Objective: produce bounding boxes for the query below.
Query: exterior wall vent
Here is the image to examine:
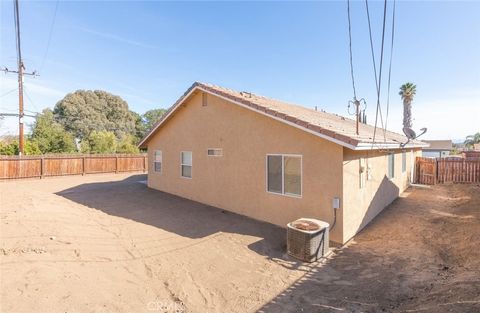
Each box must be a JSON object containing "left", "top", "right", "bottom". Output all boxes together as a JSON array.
[
  {"left": 287, "top": 218, "right": 329, "bottom": 262},
  {"left": 202, "top": 93, "right": 208, "bottom": 106}
]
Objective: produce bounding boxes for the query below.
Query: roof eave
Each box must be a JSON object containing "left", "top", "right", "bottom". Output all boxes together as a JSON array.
[{"left": 138, "top": 83, "right": 425, "bottom": 151}]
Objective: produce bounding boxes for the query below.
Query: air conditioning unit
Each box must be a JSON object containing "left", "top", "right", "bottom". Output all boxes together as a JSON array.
[{"left": 287, "top": 218, "right": 329, "bottom": 262}]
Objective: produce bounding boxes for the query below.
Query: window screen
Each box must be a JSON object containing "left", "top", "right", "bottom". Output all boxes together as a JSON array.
[
  {"left": 284, "top": 156, "right": 301, "bottom": 196},
  {"left": 154, "top": 150, "right": 162, "bottom": 173},
  {"left": 388, "top": 153, "right": 395, "bottom": 179},
  {"left": 402, "top": 151, "right": 406, "bottom": 173},
  {"left": 267, "top": 155, "right": 301, "bottom": 196},
  {"left": 181, "top": 151, "right": 192, "bottom": 178},
  {"left": 267, "top": 155, "right": 282, "bottom": 194}
]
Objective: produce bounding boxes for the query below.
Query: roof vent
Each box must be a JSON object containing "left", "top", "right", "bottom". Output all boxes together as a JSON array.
[{"left": 240, "top": 91, "right": 252, "bottom": 98}]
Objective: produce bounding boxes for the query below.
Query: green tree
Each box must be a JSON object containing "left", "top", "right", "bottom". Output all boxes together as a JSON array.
[
  {"left": 142, "top": 109, "right": 166, "bottom": 133},
  {"left": 130, "top": 110, "right": 146, "bottom": 143},
  {"left": 399, "top": 83, "right": 417, "bottom": 129},
  {"left": 53, "top": 90, "right": 136, "bottom": 140},
  {"left": 25, "top": 140, "right": 41, "bottom": 155},
  {"left": 0, "top": 139, "right": 41, "bottom": 155},
  {"left": 116, "top": 135, "right": 140, "bottom": 154},
  {"left": 0, "top": 141, "right": 16, "bottom": 155},
  {"left": 81, "top": 131, "right": 117, "bottom": 154},
  {"left": 464, "top": 132, "right": 480, "bottom": 147},
  {"left": 31, "top": 109, "right": 76, "bottom": 154}
]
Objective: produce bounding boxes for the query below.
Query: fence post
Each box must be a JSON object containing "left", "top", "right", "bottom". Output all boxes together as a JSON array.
[
  {"left": 115, "top": 156, "right": 119, "bottom": 174},
  {"left": 82, "top": 156, "right": 86, "bottom": 176},
  {"left": 40, "top": 157, "right": 44, "bottom": 179}
]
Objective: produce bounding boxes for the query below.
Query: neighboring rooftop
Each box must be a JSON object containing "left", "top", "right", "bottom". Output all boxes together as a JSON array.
[
  {"left": 422, "top": 140, "right": 453, "bottom": 151},
  {"left": 140, "top": 82, "right": 428, "bottom": 150}
]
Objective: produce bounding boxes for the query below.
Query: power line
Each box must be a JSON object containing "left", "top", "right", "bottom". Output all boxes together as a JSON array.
[
  {"left": 384, "top": 0, "right": 396, "bottom": 136},
  {"left": 1, "top": 0, "right": 38, "bottom": 154},
  {"left": 347, "top": 0, "right": 357, "bottom": 100},
  {"left": 39, "top": 0, "right": 59, "bottom": 72},
  {"left": 0, "top": 112, "right": 37, "bottom": 118},
  {"left": 365, "top": 0, "right": 388, "bottom": 147},
  {"left": 13, "top": 0, "right": 22, "bottom": 65},
  {"left": 23, "top": 85, "right": 41, "bottom": 113},
  {"left": 0, "top": 88, "right": 18, "bottom": 98}
]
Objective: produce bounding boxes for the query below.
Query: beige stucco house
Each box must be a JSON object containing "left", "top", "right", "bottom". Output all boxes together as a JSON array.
[{"left": 139, "top": 82, "right": 426, "bottom": 244}]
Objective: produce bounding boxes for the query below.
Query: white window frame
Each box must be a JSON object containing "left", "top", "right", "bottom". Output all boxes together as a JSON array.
[
  {"left": 207, "top": 148, "right": 223, "bottom": 157},
  {"left": 153, "top": 150, "right": 162, "bottom": 173},
  {"left": 266, "top": 154, "right": 302, "bottom": 198},
  {"left": 180, "top": 151, "right": 192, "bottom": 179},
  {"left": 387, "top": 152, "right": 395, "bottom": 179}
]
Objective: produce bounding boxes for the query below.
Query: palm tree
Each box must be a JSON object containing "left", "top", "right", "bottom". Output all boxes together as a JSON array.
[
  {"left": 464, "top": 132, "right": 480, "bottom": 148},
  {"left": 399, "top": 82, "right": 417, "bottom": 129}
]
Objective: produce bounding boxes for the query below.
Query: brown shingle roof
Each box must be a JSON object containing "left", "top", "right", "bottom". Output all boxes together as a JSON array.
[{"left": 139, "top": 82, "right": 427, "bottom": 150}]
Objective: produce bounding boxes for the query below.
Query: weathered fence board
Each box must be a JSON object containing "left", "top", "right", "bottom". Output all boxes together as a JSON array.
[
  {"left": 437, "top": 157, "right": 480, "bottom": 183},
  {"left": 415, "top": 156, "right": 480, "bottom": 184},
  {"left": 415, "top": 157, "right": 436, "bottom": 185},
  {"left": 0, "top": 158, "right": 41, "bottom": 179},
  {"left": 0, "top": 154, "right": 147, "bottom": 180},
  {"left": 85, "top": 157, "right": 117, "bottom": 174},
  {"left": 44, "top": 157, "right": 84, "bottom": 177},
  {"left": 117, "top": 155, "right": 146, "bottom": 172}
]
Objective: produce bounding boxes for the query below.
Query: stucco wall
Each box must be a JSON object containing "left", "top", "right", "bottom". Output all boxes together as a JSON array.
[
  {"left": 146, "top": 91, "right": 345, "bottom": 242},
  {"left": 342, "top": 148, "right": 422, "bottom": 242}
]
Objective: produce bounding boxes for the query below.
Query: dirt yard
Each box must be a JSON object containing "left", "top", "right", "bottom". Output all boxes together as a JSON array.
[{"left": 1, "top": 174, "right": 479, "bottom": 313}]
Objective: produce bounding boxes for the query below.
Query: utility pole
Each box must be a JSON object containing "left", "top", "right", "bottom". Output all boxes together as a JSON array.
[{"left": 1, "top": 0, "right": 38, "bottom": 155}]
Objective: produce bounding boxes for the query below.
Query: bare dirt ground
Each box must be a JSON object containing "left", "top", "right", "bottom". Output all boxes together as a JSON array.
[
  {"left": 1, "top": 174, "right": 479, "bottom": 313},
  {"left": 260, "top": 184, "right": 480, "bottom": 313}
]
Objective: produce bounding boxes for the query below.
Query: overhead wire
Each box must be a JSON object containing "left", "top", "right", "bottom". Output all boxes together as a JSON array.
[
  {"left": 0, "top": 88, "right": 18, "bottom": 98},
  {"left": 23, "top": 86, "right": 40, "bottom": 113},
  {"left": 13, "top": 0, "right": 22, "bottom": 67},
  {"left": 39, "top": 0, "right": 59, "bottom": 73},
  {"left": 366, "top": 0, "right": 388, "bottom": 148},
  {"left": 384, "top": 0, "right": 396, "bottom": 137},
  {"left": 347, "top": 0, "right": 357, "bottom": 100}
]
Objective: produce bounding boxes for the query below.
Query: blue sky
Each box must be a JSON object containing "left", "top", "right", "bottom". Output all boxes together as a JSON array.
[{"left": 1, "top": 1, "right": 479, "bottom": 140}]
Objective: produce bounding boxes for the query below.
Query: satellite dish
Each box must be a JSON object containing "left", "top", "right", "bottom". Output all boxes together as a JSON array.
[
  {"left": 403, "top": 127, "right": 416, "bottom": 139},
  {"left": 401, "top": 127, "right": 428, "bottom": 147}
]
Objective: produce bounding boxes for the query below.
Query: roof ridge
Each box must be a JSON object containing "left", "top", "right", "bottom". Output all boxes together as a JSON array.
[{"left": 139, "top": 82, "right": 428, "bottom": 150}]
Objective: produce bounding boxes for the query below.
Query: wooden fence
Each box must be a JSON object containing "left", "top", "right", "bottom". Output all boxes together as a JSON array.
[
  {"left": 415, "top": 157, "right": 437, "bottom": 185},
  {"left": 0, "top": 154, "right": 147, "bottom": 180},
  {"left": 415, "top": 157, "right": 480, "bottom": 185}
]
